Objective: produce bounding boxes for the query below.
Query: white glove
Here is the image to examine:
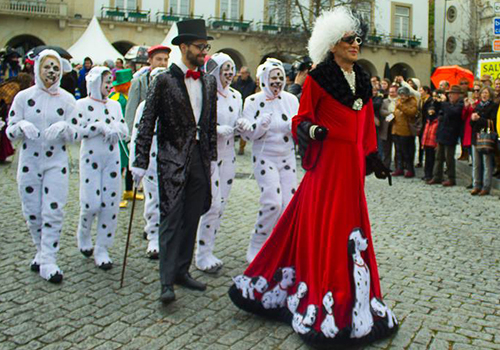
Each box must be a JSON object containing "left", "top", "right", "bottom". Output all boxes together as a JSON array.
[
  {"left": 217, "top": 125, "right": 234, "bottom": 137},
  {"left": 17, "top": 120, "right": 40, "bottom": 140},
  {"left": 0, "top": 120, "right": 5, "bottom": 129},
  {"left": 104, "top": 129, "right": 120, "bottom": 144},
  {"left": 260, "top": 113, "right": 272, "bottom": 129},
  {"left": 45, "top": 121, "right": 69, "bottom": 141},
  {"left": 131, "top": 166, "right": 146, "bottom": 186},
  {"left": 235, "top": 118, "right": 253, "bottom": 132}
]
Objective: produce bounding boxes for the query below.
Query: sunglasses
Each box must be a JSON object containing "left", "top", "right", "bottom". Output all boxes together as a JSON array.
[
  {"left": 341, "top": 35, "right": 363, "bottom": 45},
  {"left": 189, "top": 43, "right": 211, "bottom": 52},
  {"left": 473, "top": 89, "right": 480, "bottom": 92}
]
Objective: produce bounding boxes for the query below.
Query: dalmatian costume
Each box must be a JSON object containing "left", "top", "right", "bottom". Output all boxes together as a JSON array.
[
  {"left": 129, "top": 67, "right": 167, "bottom": 259},
  {"left": 75, "top": 66, "right": 129, "bottom": 269},
  {"left": 7, "top": 49, "right": 77, "bottom": 282},
  {"left": 195, "top": 53, "right": 252, "bottom": 272},
  {"left": 240, "top": 58, "right": 299, "bottom": 263}
]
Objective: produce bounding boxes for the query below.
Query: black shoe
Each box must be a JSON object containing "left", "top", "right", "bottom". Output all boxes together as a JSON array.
[
  {"left": 31, "top": 262, "right": 40, "bottom": 272},
  {"left": 48, "top": 272, "right": 63, "bottom": 284},
  {"left": 175, "top": 273, "right": 207, "bottom": 291},
  {"left": 80, "top": 249, "right": 93, "bottom": 258},
  {"left": 160, "top": 285, "right": 175, "bottom": 304},
  {"left": 98, "top": 262, "right": 113, "bottom": 270},
  {"left": 466, "top": 184, "right": 473, "bottom": 189}
]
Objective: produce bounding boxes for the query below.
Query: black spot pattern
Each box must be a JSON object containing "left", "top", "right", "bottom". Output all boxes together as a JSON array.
[
  {"left": 92, "top": 163, "right": 98, "bottom": 170},
  {"left": 71, "top": 118, "right": 78, "bottom": 125},
  {"left": 29, "top": 215, "right": 36, "bottom": 220},
  {"left": 282, "top": 114, "right": 288, "bottom": 121},
  {"left": 88, "top": 105, "right": 94, "bottom": 112},
  {"left": 26, "top": 186, "right": 34, "bottom": 194},
  {"left": 261, "top": 170, "right": 265, "bottom": 175},
  {"left": 57, "top": 108, "right": 64, "bottom": 116},
  {"left": 28, "top": 99, "right": 35, "bottom": 107},
  {"left": 199, "top": 240, "right": 206, "bottom": 246},
  {"left": 50, "top": 202, "right": 58, "bottom": 210},
  {"left": 284, "top": 136, "right": 289, "bottom": 142},
  {"left": 110, "top": 172, "right": 117, "bottom": 178},
  {"left": 46, "top": 151, "right": 53, "bottom": 157},
  {"left": 22, "top": 166, "right": 29, "bottom": 173},
  {"left": 260, "top": 102, "right": 265, "bottom": 108},
  {"left": 44, "top": 187, "right": 49, "bottom": 194},
  {"left": 61, "top": 167, "right": 67, "bottom": 174}
]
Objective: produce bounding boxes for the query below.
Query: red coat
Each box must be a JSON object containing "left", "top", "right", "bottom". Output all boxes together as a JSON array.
[{"left": 243, "top": 76, "right": 384, "bottom": 331}]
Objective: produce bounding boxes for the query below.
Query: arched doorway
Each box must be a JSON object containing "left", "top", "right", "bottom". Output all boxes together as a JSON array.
[
  {"left": 6, "top": 35, "right": 45, "bottom": 57},
  {"left": 216, "top": 48, "right": 246, "bottom": 71},
  {"left": 357, "top": 59, "right": 378, "bottom": 77},
  {"left": 113, "top": 41, "right": 135, "bottom": 56},
  {"left": 390, "top": 63, "right": 416, "bottom": 80}
]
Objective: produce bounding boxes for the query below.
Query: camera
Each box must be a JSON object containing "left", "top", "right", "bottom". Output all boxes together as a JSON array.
[{"left": 285, "top": 56, "right": 313, "bottom": 81}]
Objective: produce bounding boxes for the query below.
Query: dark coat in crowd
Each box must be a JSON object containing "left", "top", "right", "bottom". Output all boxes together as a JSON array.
[
  {"left": 231, "top": 76, "right": 256, "bottom": 100},
  {"left": 60, "top": 70, "right": 78, "bottom": 96},
  {"left": 435, "top": 99, "right": 464, "bottom": 145},
  {"left": 469, "top": 100, "right": 499, "bottom": 145},
  {"left": 133, "top": 63, "right": 217, "bottom": 217}
]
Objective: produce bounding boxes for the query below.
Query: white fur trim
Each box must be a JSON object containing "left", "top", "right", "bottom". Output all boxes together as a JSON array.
[{"left": 307, "top": 7, "right": 361, "bottom": 64}]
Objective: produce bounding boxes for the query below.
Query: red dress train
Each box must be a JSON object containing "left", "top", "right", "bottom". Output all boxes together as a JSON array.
[{"left": 229, "top": 76, "right": 398, "bottom": 348}]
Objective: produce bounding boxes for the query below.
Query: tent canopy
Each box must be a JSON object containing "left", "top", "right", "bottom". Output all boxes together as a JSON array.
[
  {"left": 68, "top": 16, "right": 124, "bottom": 65},
  {"left": 161, "top": 23, "right": 182, "bottom": 66}
]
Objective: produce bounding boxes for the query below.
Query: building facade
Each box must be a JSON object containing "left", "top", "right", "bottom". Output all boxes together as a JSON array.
[
  {"left": 434, "top": 0, "right": 496, "bottom": 73},
  {"left": 1, "top": 0, "right": 431, "bottom": 83}
]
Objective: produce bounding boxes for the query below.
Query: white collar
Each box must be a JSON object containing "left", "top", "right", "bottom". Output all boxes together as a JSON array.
[{"left": 176, "top": 60, "right": 199, "bottom": 75}]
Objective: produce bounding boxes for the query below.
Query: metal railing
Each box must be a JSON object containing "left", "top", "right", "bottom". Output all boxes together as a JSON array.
[
  {"left": 155, "top": 11, "right": 202, "bottom": 24},
  {"left": 100, "top": 6, "right": 151, "bottom": 23},
  {"left": 366, "top": 34, "right": 422, "bottom": 49},
  {"left": 0, "top": 0, "right": 65, "bottom": 16},
  {"left": 208, "top": 17, "right": 253, "bottom": 32}
]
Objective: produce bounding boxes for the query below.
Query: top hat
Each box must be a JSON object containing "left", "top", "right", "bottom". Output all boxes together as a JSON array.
[
  {"left": 113, "top": 68, "right": 133, "bottom": 86},
  {"left": 172, "top": 19, "right": 214, "bottom": 45},
  {"left": 447, "top": 85, "right": 462, "bottom": 94}
]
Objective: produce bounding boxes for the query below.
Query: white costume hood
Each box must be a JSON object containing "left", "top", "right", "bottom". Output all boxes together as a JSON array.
[
  {"left": 256, "top": 58, "right": 286, "bottom": 100},
  {"left": 34, "top": 49, "right": 71, "bottom": 95},
  {"left": 86, "top": 66, "right": 111, "bottom": 101},
  {"left": 307, "top": 7, "right": 361, "bottom": 64},
  {"left": 205, "top": 52, "right": 235, "bottom": 95}
]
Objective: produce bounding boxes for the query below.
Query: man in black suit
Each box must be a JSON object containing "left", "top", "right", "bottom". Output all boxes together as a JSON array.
[{"left": 131, "top": 19, "right": 217, "bottom": 303}]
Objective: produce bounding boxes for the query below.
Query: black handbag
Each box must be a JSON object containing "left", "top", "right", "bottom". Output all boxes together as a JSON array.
[{"left": 476, "top": 119, "right": 497, "bottom": 154}]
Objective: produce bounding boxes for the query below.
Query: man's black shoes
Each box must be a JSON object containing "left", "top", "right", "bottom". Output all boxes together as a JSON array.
[
  {"left": 160, "top": 285, "right": 176, "bottom": 304},
  {"left": 175, "top": 273, "right": 206, "bottom": 291}
]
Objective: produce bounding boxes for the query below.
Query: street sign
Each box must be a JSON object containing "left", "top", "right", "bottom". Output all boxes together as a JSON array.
[
  {"left": 494, "top": 39, "right": 500, "bottom": 52},
  {"left": 494, "top": 17, "right": 500, "bottom": 35},
  {"left": 495, "top": 2, "right": 500, "bottom": 13}
]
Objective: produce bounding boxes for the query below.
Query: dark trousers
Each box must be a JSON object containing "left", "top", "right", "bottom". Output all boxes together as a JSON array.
[
  {"left": 417, "top": 135, "right": 424, "bottom": 164},
  {"left": 432, "top": 143, "right": 456, "bottom": 182},
  {"left": 125, "top": 169, "right": 133, "bottom": 191},
  {"left": 394, "top": 135, "right": 415, "bottom": 173},
  {"left": 381, "top": 133, "right": 394, "bottom": 170},
  {"left": 423, "top": 146, "right": 436, "bottom": 179},
  {"left": 159, "top": 145, "right": 209, "bottom": 287}
]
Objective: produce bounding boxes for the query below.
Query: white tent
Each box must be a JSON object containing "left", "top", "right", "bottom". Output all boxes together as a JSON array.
[
  {"left": 68, "top": 16, "right": 124, "bottom": 65},
  {"left": 161, "top": 23, "right": 182, "bottom": 65}
]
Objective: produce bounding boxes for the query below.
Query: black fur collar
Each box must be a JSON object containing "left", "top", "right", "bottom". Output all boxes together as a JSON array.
[{"left": 309, "top": 53, "right": 372, "bottom": 109}]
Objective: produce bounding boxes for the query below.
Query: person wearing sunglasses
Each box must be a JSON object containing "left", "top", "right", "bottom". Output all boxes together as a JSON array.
[
  {"left": 132, "top": 19, "right": 217, "bottom": 304},
  {"left": 229, "top": 6, "right": 396, "bottom": 348}
]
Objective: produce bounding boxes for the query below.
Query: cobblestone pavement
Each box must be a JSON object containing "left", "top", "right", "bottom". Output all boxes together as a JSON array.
[{"left": 1, "top": 143, "right": 499, "bottom": 350}]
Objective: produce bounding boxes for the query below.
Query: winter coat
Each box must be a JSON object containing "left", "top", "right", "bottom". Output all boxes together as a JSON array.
[
  {"left": 469, "top": 100, "right": 498, "bottom": 145},
  {"left": 435, "top": 100, "right": 464, "bottom": 145},
  {"left": 392, "top": 96, "right": 418, "bottom": 137},
  {"left": 379, "top": 97, "right": 397, "bottom": 141}
]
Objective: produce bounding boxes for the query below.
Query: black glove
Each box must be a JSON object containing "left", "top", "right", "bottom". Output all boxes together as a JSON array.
[
  {"left": 366, "top": 152, "right": 392, "bottom": 186},
  {"left": 296, "top": 121, "right": 328, "bottom": 157}
]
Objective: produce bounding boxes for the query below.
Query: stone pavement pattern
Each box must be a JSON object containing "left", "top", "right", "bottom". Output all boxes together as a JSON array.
[{"left": 0, "top": 144, "right": 499, "bottom": 350}]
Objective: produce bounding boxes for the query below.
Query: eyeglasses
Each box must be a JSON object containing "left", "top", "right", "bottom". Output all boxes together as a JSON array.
[
  {"left": 473, "top": 89, "right": 480, "bottom": 92},
  {"left": 340, "top": 35, "right": 362, "bottom": 45},
  {"left": 189, "top": 43, "right": 211, "bottom": 52},
  {"left": 460, "top": 82, "right": 469, "bottom": 85}
]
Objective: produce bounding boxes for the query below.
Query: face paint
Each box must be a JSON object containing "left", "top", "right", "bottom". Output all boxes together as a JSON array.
[
  {"left": 101, "top": 73, "right": 113, "bottom": 99},
  {"left": 269, "top": 68, "right": 284, "bottom": 96},
  {"left": 40, "top": 56, "right": 61, "bottom": 88},
  {"left": 219, "top": 60, "right": 235, "bottom": 88}
]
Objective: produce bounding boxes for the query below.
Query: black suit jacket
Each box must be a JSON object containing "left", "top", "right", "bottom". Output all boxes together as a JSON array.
[{"left": 133, "top": 63, "right": 217, "bottom": 216}]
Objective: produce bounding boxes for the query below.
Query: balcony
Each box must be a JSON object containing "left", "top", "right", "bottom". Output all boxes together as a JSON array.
[
  {"left": 208, "top": 17, "right": 252, "bottom": 32},
  {"left": 100, "top": 6, "right": 151, "bottom": 23},
  {"left": 256, "top": 21, "right": 301, "bottom": 35},
  {"left": 365, "top": 34, "right": 422, "bottom": 49},
  {"left": 156, "top": 11, "right": 202, "bottom": 25},
  {"left": 0, "top": 0, "right": 67, "bottom": 18}
]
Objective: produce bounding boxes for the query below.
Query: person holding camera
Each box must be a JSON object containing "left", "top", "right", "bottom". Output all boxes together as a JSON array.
[
  {"left": 427, "top": 85, "right": 464, "bottom": 187},
  {"left": 285, "top": 56, "right": 313, "bottom": 99}
]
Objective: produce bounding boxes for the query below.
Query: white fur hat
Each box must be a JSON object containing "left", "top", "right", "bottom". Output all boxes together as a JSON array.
[{"left": 307, "top": 6, "right": 361, "bottom": 64}]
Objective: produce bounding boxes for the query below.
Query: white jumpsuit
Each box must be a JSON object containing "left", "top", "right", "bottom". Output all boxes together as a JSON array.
[
  {"left": 196, "top": 53, "right": 244, "bottom": 271},
  {"left": 7, "top": 50, "right": 78, "bottom": 281},
  {"left": 75, "top": 67, "right": 129, "bottom": 267},
  {"left": 241, "top": 59, "right": 300, "bottom": 263},
  {"left": 129, "top": 100, "right": 160, "bottom": 256}
]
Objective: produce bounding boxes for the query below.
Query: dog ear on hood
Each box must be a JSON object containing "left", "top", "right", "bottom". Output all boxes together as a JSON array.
[
  {"left": 348, "top": 239, "right": 355, "bottom": 255},
  {"left": 273, "top": 268, "right": 283, "bottom": 282}
]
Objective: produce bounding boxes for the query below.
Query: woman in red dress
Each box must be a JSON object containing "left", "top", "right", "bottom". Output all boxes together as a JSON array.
[{"left": 229, "top": 7, "right": 397, "bottom": 348}]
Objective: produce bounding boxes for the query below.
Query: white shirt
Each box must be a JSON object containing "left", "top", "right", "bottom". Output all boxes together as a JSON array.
[{"left": 176, "top": 60, "right": 203, "bottom": 140}]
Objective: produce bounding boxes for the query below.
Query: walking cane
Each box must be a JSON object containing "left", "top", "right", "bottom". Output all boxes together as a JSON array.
[{"left": 120, "top": 186, "right": 138, "bottom": 288}]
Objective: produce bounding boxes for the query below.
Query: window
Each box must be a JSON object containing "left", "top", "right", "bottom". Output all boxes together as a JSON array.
[
  {"left": 446, "top": 36, "right": 457, "bottom": 53},
  {"left": 169, "top": 0, "right": 190, "bottom": 15},
  {"left": 356, "top": 1, "right": 372, "bottom": 33},
  {"left": 267, "top": 0, "right": 291, "bottom": 25},
  {"left": 116, "top": 0, "right": 137, "bottom": 9},
  {"left": 220, "top": 0, "right": 240, "bottom": 20},
  {"left": 447, "top": 5, "right": 457, "bottom": 23},
  {"left": 393, "top": 5, "right": 410, "bottom": 38}
]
